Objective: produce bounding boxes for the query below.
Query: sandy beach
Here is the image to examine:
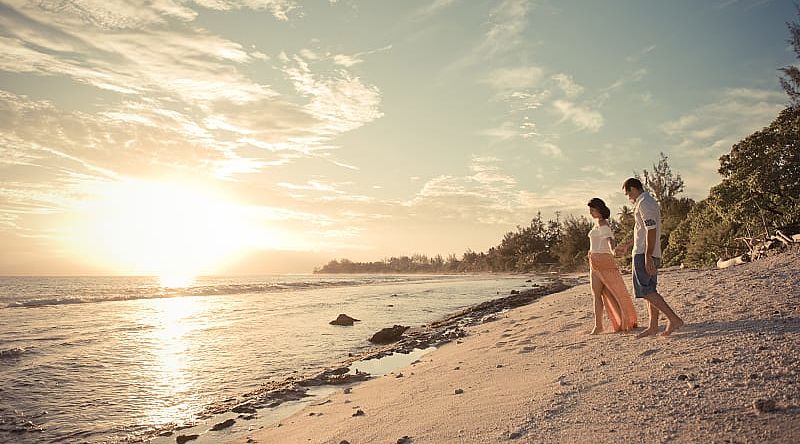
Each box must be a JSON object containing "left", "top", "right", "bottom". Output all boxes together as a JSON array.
[{"left": 234, "top": 249, "right": 800, "bottom": 444}]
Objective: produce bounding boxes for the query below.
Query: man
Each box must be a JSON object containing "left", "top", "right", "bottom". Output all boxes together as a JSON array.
[{"left": 615, "top": 178, "right": 684, "bottom": 337}]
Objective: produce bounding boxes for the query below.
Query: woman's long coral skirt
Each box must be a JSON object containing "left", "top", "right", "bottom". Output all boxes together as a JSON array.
[{"left": 589, "top": 252, "right": 638, "bottom": 331}]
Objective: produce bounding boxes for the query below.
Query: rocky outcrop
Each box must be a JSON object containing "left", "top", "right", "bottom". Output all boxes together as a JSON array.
[
  {"left": 330, "top": 314, "right": 360, "bottom": 326},
  {"left": 368, "top": 325, "right": 409, "bottom": 344}
]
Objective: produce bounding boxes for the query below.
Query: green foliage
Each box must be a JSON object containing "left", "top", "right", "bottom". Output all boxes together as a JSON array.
[
  {"left": 552, "top": 215, "right": 593, "bottom": 269},
  {"left": 780, "top": 4, "right": 800, "bottom": 107},
  {"left": 663, "top": 200, "right": 740, "bottom": 267},
  {"left": 496, "top": 212, "right": 561, "bottom": 271},
  {"left": 715, "top": 106, "right": 800, "bottom": 234},
  {"left": 642, "top": 152, "right": 685, "bottom": 204},
  {"left": 665, "top": 106, "right": 800, "bottom": 266}
]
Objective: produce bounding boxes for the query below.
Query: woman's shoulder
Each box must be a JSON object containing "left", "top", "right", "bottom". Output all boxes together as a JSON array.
[{"left": 598, "top": 224, "right": 614, "bottom": 235}]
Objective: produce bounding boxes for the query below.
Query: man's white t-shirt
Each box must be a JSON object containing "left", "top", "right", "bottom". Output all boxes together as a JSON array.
[
  {"left": 633, "top": 191, "right": 662, "bottom": 258},
  {"left": 588, "top": 224, "right": 614, "bottom": 254}
]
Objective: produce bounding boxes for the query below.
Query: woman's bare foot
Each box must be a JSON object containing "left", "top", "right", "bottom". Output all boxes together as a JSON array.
[
  {"left": 660, "top": 318, "right": 685, "bottom": 336},
  {"left": 589, "top": 326, "right": 603, "bottom": 335},
  {"left": 636, "top": 327, "right": 658, "bottom": 338}
]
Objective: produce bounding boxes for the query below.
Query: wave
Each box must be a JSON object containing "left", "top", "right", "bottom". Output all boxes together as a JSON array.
[
  {"left": 0, "top": 347, "right": 30, "bottom": 359},
  {"left": 3, "top": 275, "right": 454, "bottom": 309}
]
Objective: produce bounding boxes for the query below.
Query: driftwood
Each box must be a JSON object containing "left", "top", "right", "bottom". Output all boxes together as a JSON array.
[
  {"left": 717, "top": 255, "right": 749, "bottom": 269},
  {"left": 718, "top": 230, "right": 799, "bottom": 269}
]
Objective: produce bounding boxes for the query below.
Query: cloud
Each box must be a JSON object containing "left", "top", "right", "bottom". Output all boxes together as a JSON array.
[
  {"left": 404, "top": 156, "right": 554, "bottom": 224},
  {"left": 333, "top": 44, "right": 393, "bottom": 67},
  {"left": 483, "top": 66, "right": 544, "bottom": 90},
  {"left": 551, "top": 73, "right": 584, "bottom": 98},
  {"left": 479, "top": 0, "right": 531, "bottom": 58},
  {"left": 185, "top": 0, "right": 300, "bottom": 21},
  {"left": 448, "top": 0, "right": 531, "bottom": 70},
  {"left": 282, "top": 53, "right": 383, "bottom": 135},
  {"left": 659, "top": 87, "right": 785, "bottom": 194},
  {"left": 0, "top": 4, "right": 276, "bottom": 104},
  {"left": 413, "top": 0, "right": 460, "bottom": 20},
  {"left": 553, "top": 100, "right": 604, "bottom": 132}
]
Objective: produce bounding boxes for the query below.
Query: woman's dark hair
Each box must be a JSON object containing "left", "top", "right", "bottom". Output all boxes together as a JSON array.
[{"left": 587, "top": 197, "right": 611, "bottom": 220}]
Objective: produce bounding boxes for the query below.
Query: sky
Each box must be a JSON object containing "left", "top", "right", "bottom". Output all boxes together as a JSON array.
[{"left": 0, "top": 0, "right": 796, "bottom": 276}]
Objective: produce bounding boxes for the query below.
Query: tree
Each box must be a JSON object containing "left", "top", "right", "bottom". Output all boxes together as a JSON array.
[
  {"left": 780, "top": 4, "right": 800, "bottom": 107},
  {"left": 641, "top": 152, "right": 685, "bottom": 205},
  {"left": 715, "top": 106, "right": 800, "bottom": 235},
  {"left": 552, "top": 215, "right": 593, "bottom": 269}
]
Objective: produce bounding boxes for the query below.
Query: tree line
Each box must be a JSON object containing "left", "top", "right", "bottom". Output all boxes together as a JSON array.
[{"left": 316, "top": 13, "right": 800, "bottom": 274}]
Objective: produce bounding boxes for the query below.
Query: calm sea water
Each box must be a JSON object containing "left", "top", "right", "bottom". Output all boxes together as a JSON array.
[{"left": 0, "top": 274, "right": 540, "bottom": 443}]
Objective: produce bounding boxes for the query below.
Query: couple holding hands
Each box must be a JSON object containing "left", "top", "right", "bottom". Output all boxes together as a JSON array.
[{"left": 586, "top": 178, "right": 684, "bottom": 338}]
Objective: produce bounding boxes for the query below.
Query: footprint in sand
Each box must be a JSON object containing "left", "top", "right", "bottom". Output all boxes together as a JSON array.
[
  {"left": 559, "top": 322, "right": 583, "bottom": 331},
  {"left": 526, "top": 315, "right": 541, "bottom": 321},
  {"left": 639, "top": 349, "right": 659, "bottom": 357},
  {"left": 518, "top": 345, "right": 537, "bottom": 353},
  {"left": 495, "top": 341, "right": 508, "bottom": 347}
]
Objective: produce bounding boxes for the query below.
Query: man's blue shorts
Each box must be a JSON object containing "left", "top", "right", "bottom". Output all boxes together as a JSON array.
[{"left": 632, "top": 254, "right": 661, "bottom": 298}]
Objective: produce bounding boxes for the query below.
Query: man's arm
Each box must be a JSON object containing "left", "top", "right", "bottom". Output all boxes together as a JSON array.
[
  {"left": 642, "top": 201, "right": 659, "bottom": 275},
  {"left": 645, "top": 228, "right": 657, "bottom": 275}
]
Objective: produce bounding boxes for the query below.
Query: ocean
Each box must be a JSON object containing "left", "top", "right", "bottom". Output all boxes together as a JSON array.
[{"left": 0, "top": 274, "right": 542, "bottom": 443}]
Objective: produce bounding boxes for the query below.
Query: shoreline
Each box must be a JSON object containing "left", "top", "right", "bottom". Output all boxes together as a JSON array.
[
  {"left": 235, "top": 249, "right": 800, "bottom": 444},
  {"left": 146, "top": 277, "right": 581, "bottom": 444}
]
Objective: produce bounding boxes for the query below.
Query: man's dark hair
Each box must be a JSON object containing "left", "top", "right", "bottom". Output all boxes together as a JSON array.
[
  {"left": 587, "top": 198, "right": 611, "bottom": 220},
  {"left": 622, "top": 177, "right": 644, "bottom": 192}
]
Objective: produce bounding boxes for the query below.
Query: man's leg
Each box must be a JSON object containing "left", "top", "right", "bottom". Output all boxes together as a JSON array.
[
  {"left": 642, "top": 292, "right": 684, "bottom": 336},
  {"left": 636, "top": 301, "right": 660, "bottom": 338}
]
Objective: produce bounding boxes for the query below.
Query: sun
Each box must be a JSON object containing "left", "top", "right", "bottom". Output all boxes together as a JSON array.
[{"left": 66, "top": 179, "right": 258, "bottom": 281}]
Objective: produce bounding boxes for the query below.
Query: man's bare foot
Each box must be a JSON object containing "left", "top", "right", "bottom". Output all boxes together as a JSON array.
[
  {"left": 636, "top": 328, "right": 658, "bottom": 338},
  {"left": 589, "top": 326, "right": 603, "bottom": 335},
  {"left": 660, "top": 318, "right": 685, "bottom": 336}
]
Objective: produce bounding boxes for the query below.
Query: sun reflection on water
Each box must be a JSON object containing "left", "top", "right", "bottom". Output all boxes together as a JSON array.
[{"left": 143, "top": 296, "right": 206, "bottom": 425}]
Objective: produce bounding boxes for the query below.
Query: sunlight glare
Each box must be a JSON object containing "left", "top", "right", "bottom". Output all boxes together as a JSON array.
[{"left": 69, "top": 179, "right": 260, "bottom": 277}]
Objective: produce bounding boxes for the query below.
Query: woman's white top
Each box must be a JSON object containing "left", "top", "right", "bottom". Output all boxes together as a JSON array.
[{"left": 588, "top": 224, "right": 614, "bottom": 254}]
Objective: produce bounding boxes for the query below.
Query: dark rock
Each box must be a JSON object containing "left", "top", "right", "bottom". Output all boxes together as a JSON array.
[
  {"left": 496, "top": 364, "right": 504, "bottom": 368},
  {"left": 352, "top": 409, "right": 365, "bottom": 417},
  {"left": 340, "top": 441, "right": 351, "bottom": 444},
  {"left": 176, "top": 435, "right": 199, "bottom": 444},
  {"left": 454, "top": 388, "right": 464, "bottom": 395},
  {"left": 369, "top": 325, "right": 409, "bottom": 344},
  {"left": 232, "top": 404, "right": 257, "bottom": 414},
  {"left": 210, "top": 418, "right": 235, "bottom": 431},
  {"left": 300, "top": 369, "right": 369, "bottom": 386},
  {"left": 158, "top": 430, "right": 174, "bottom": 437},
  {"left": 510, "top": 290, "right": 520, "bottom": 295},
  {"left": 753, "top": 399, "right": 777, "bottom": 413},
  {"left": 481, "top": 314, "right": 499, "bottom": 323},
  {"left": 330, "top": 314, "right": 360, "bottom": 326},
  {"left": 397, "top": 436, "right": 412, "bottom": 444},
  {"left": 677, "top": 374, "right": 688, "bottom": 381}
]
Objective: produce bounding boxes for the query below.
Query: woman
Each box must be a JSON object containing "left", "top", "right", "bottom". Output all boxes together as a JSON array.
[{"left": 587, "top": 198, "right": 637, "bottom": 334}]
